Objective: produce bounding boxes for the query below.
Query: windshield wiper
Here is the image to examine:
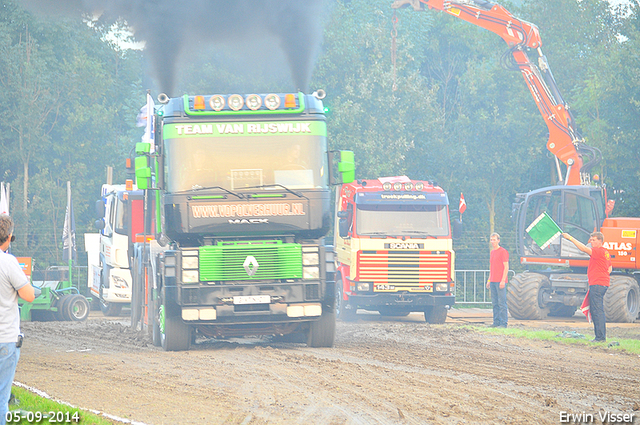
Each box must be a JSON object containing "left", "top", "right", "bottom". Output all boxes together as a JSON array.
[
  {"left": 361, "top": 232, "right": 388, "bottom": 236},
  {"left": 243, "top": 184, "right": 306, "bottom": 199},
  {"left": 174, "top": 186, "right": 244, "bottom": 199},
  {"left": 399, "top": 231, "right": 435, "bottom": 237}
]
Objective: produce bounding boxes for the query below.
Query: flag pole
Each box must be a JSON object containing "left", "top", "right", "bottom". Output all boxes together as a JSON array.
[{"left": 67, "top": 181, "right": 72, "bottom": 285}]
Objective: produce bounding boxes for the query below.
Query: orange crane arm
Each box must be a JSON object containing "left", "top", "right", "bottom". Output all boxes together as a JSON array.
[{"left": 392, "top": 0, "right": 589, "bottom": 186}]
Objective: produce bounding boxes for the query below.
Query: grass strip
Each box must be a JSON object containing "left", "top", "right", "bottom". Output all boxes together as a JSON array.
[
  {"left": 469, "top": 325, "right": 640, "bottom": 355},
  {"left": 8, "top": 385, "right": 118, "bottom": 425}
]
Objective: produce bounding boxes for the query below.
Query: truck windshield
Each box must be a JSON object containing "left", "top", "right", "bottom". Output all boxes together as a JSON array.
[
  {"left": 163, "top": 122, "right": 328, "bottom": 193},
  {"left": 356, "top": 204, "right": 450, "bottom": 237}
]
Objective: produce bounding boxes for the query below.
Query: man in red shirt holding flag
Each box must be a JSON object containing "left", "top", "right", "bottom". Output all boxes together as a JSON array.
[{"left": 562, "top": 231, "right": 612, "bottom": 342}]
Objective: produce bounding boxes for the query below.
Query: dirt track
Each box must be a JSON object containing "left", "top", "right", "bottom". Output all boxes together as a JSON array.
[{"left": 15, "top": 309, "right": 640, "bottom": 425}]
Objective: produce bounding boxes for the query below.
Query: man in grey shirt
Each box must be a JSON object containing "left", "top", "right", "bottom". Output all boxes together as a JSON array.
[{"left": 0, "top": 215, "right": 35, "bottom": 425}]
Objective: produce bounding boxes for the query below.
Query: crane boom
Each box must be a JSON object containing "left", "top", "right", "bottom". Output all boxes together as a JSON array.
[{"left": 392, "top": 0, "right": 597, "bottom": 186}]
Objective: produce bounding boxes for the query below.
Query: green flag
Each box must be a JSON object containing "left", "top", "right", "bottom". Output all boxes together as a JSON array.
[{"left": 526, "top": 212, "right": 562, "bottom": 250}]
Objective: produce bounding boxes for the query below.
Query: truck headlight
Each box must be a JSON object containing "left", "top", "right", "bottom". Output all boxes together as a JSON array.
[
  {"left": 435, "top": 283, "right": 448, "bottom": 292},
  {"left": 303, "top": 267, "right": 319, "bottom": 280},
  {"left": 182, "top": 256, "right": 199, "bottom": 269},
  {"left": 302, "top": 247, "right": 319, "bottom": 265},
  {"left": 302, "top": 252, "right": 319, "bottom": 266},
  {"left": 357, "top": 282, "right": 370, "bottom": 291},
  {"left": 182, "top": 270, "right": 199, "bottom": 284}
]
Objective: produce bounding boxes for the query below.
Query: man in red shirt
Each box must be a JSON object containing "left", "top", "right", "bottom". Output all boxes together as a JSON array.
[
  {"left": 562, "top": 231, "right": 611, "bottom": 342},
  {"left": 486, "top": 233, "right": 509, "bottom": 327}
]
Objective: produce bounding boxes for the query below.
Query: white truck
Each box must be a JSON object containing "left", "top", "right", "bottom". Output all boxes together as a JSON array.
[{"left": 89, "top": 182, "right": 146, "bottom": 316}]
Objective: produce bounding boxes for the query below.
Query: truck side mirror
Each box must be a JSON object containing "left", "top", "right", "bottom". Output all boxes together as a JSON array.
[
  {"left": 135, "top": 156, "right": 152, "bottom": 190},
  {"left": 337, "top": 210, "right": 351, "bottom": 238},
  {"left": 95, "top": 199, "right": 105, "bottom": 218},
  {"left": 328, "top": 150, "right": 355, "bottom": 185},
  {"left": 339, "top": 218, "right": 350, "bottom": 238},
  {"left": 452, "top": 219, "right": 463, "bottom": 240},
  {"left": 338, "top": 150, "right": 355, "bottom": 184},
  {"left": 94, "top": 218, "right": 106, "bottom": 231}
]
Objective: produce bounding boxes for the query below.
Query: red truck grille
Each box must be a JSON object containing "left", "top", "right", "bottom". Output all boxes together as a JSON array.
[{"left": 356, "top": 250, "right": 451, "bottom": 285}]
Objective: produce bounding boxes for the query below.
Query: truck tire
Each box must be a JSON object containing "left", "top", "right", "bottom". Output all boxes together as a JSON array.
[
  {"left": 604, "top": 275, "right": 640, "bottom": 323},
  {"left": 98, "top": 269, "right": 123, "bottom": 317},
  {"left": 65, "top": 295, "right": 90, "bottom": 322},
  {"left": 99, "top": 297, "right": 123, "bottom": 317},
  {"left": 306, "top": 309, "right": 336, "bottom": 348},
  {"left": 335, "top": 273, "right": 357, "bottom": 321},
  {"left": 54, "top": 294, "right": 71, "bottom": 321},
  {"left": 424, "top": 306, "right": 447, "bottom": 324},
  {"left": 160, "top": 289, "right": 191, "bottom": 351},
  {"left": 507, "top": 272, "right": 550, "bottom": 320}
]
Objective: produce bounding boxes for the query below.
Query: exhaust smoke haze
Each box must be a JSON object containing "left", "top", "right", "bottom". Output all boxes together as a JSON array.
[{"left": 19, "top": 0, "right": 330, "bottom": 95}]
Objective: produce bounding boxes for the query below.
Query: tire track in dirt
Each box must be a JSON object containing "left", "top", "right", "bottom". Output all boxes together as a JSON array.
[{"left": 14, "top": 315, "right": 640, "bottom": 424}]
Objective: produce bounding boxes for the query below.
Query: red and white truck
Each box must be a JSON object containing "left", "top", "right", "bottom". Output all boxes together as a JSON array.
[{"left": 334, "top": 176, "right": 457, "bottom": 323}]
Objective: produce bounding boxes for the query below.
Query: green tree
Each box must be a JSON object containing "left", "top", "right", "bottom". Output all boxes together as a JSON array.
[
  {"left": 313, "top": 0, "right": 442, "bottom": 178},
  {"left": 0, "top": 2, "right": 143, "bottom": 268}
]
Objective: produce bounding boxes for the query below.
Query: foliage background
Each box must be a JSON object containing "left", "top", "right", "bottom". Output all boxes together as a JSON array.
[{"left": 0, "top": 0, "right": 638, "bottom": 272}]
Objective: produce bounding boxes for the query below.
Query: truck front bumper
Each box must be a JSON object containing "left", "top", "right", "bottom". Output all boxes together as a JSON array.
[
  {"left": 348, "top": 292, "right": 455, "bottom": 310},
  {"left": 168, "top": 281, "right": 330, "bottom": 325}
]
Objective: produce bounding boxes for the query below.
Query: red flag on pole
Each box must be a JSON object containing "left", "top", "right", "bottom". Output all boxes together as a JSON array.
[
  {"left": 581, "top": 290, "right": 591, "bottom": 323},
  {"left": 459, "top": 193, "right": 466, "bottom": 214}
]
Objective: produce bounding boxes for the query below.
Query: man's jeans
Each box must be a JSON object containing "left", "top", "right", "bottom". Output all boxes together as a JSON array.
[
  {"left": 0, "top": 343, "right": 20, "bottom": 425},
  {"left": 490, "top": 282, "right": 509, "bottom": 326},
  {"left": 589, "top": 284, "right": 608, "bottom": 341}
]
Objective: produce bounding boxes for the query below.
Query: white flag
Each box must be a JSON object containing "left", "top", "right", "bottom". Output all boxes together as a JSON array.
[
  {"left": 0, "top": 183, "right": 9, "bottom": 215},
  {"left": 63, "top": 182, "right": 77, "bottom": 264},
  {"left": 141, "top": 93, "right": 155, "bottom": 153}
]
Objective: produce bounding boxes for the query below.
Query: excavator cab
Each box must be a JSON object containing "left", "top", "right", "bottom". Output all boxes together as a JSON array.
[{"left": 513, "top": 185, "right": 605, "bottom": 263}]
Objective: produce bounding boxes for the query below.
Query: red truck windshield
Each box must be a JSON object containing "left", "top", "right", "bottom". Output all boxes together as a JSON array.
[{"left": 356, "top": 204, "right": 450, "bottom": 237}]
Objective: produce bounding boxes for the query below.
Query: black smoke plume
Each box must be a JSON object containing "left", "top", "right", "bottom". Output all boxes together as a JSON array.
[{"left": 19, "top": 0, "right": 330, "bottom": 95}]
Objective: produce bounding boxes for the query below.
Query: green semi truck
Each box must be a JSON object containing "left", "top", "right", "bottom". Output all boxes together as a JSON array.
[{"left": 131, "top": 91, "right": 354, "bottom": 350}]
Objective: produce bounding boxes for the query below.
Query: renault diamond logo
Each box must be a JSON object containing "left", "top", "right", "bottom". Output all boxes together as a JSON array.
[{"left": 243, "top": 256, "right": 259, "bottom": 277}]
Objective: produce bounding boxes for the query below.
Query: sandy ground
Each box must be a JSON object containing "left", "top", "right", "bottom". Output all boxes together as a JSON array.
[{"left": 14, "top": 308, "right": 640, "bottom": 425}]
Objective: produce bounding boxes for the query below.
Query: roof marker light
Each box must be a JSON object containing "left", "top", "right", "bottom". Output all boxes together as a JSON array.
[
  {"left": 194, "top": 96, "right": 205, "bottom": 110},
  {"left": 284, "top": 93, "right": 296, "bottom": 108},
  {"left": 228, "top": 94, "right": 244, "bottom": 111},
  {"left": 265, "top": 94, "right": 280, "bottom": 110},
  {"left": 209, "top": 95, "right": 225, "bottom": 111},
  {"left": 246, "top": 94, "right": 262, "bottom": 110}
]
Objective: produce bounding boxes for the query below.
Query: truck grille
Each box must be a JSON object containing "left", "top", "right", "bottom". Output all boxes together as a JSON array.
[
  {"left": 356, "top": 250, "right": 451, "bottom": 285},
  {"left": 199, "top": 241, "right": 302, "bottom": 282}
]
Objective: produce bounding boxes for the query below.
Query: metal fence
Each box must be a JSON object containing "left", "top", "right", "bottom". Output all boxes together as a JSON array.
[
  {"left": 30, "top": 266, "right": 509, "bottom": 305},
  {"left": 31, "top": 266, "right": 89, "bottom": 292},
  {"left": 454, "top": 269, "right": 516, "bottom": 305}
]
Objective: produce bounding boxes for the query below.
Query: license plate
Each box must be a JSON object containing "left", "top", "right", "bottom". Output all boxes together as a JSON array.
[
  {"left": 233, "top": 295, "right": 271, "bottom": 305},
  {"left": 375, "top": 285, "right": 395, "bottom": 291}
]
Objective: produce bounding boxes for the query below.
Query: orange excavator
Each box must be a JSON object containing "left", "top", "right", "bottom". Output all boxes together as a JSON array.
[{"left": 393, "top": 0, "right": 640, "bottom": 322}]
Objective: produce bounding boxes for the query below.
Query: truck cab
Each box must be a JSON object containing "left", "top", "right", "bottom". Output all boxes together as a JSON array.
[
  {"left": 91, "top": 182, "right": 145, "bottom": 316},
  {"left": 334, "top": 176, "right": 456, "bottom": 323},
  {"left": 133, "top": 91, "right": 354, "bottom": 350}
]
